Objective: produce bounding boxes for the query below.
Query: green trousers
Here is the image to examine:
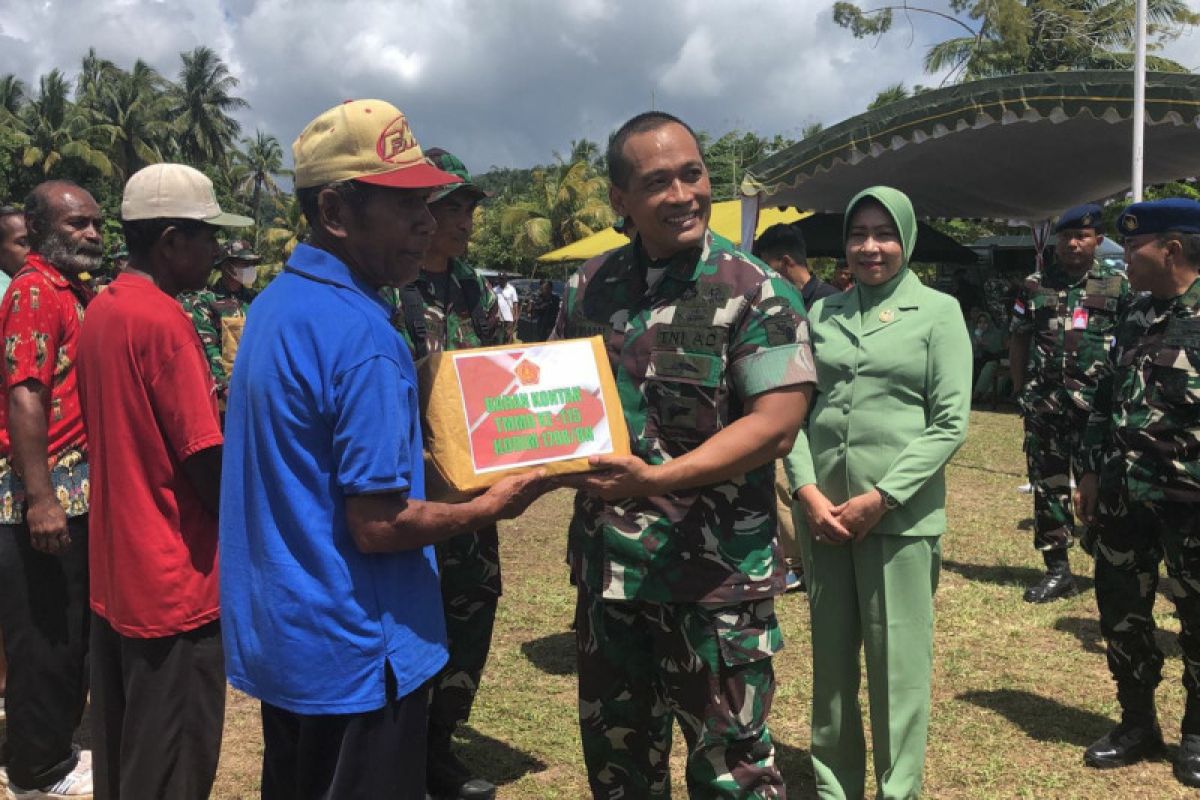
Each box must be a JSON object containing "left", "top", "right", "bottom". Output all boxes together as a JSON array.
[{"left": 797, "top": 531, "right": 940, "bottom": 800}]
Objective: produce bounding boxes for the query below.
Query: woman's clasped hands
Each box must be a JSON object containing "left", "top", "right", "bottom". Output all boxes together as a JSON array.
[{"left": 795, "top": 484, "right": 888, "bottom": 545}]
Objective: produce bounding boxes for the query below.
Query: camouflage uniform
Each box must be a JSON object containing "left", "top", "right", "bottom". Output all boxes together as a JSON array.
[
  {"left": 556, "top": 230, "right": 815, "bottom": 798},
  {"left": 1079, "top": 277, "right": 1200, "bottom": 730},
  {"left": 178, "top": 283, "right": 256, "bottom": 407},
  {"left": 380, "top": 258, "right": 506, "bottom": 758},
  {"left": 1011, "top": 259, "right": 1131, "bottom": 550}
]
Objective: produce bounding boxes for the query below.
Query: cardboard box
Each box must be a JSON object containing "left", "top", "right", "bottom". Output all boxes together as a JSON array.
[{"left": 418, "top": 336, "right": 630, "bottom": 501}]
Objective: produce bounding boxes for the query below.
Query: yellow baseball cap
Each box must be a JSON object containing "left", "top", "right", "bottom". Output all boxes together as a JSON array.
[
  {"left": 121, "top": 164, "right": 252, "bottom": 226},
  {"left": 293, "top": 99, "right": 462, "bottom": 191}
]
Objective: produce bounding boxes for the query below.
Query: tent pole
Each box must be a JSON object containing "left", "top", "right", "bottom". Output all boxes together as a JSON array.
[
  {"left": 740, "top": 195, "right": 760, "bottom": 250},
  {"left": 1132, "top": 0, "right": 1147, "bottom": 202}
]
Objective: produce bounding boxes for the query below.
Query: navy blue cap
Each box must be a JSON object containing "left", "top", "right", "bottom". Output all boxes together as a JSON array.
[
  {"left": 1053, "top": 203, "right": 1103, "bottom": 233},
  {"left": 1117, "top": 198, "right": 1200, "bottom": 238}
]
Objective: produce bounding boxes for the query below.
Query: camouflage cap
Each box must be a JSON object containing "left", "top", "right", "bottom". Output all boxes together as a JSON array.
[
  {"left": 426, "top": 148, "right": 491, "bottom": 203},
  {"left": 221, "top": 239, "right": 262, "bottom": 264}
]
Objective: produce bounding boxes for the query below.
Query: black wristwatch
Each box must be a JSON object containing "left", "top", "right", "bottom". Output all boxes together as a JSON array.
[{"left": 876, "top": 487, "right": 900, "bottom": 510}]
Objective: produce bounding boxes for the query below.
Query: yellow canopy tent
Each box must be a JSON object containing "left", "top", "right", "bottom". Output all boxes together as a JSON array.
[{"left": 535, "top": 201, "right": 809, "bottom": 263}]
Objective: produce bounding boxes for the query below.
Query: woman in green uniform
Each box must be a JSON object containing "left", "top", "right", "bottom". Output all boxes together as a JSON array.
[{"left": 786, "top": 186, "right": 972, "bottom": 799}]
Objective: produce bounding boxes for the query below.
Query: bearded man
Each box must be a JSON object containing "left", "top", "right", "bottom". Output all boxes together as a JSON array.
[{"left": 0, "top": 180, "right": 102, "bottom": 798}]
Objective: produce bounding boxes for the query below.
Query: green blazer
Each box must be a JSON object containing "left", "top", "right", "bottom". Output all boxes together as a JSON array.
[{"left": 785, "top": 270, "right": 972, "bottom": 537}]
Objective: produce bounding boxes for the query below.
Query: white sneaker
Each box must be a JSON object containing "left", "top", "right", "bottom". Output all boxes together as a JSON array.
[
  {"left": 70, "top": 751, "right": 89, "bottom": 772},
  {"left": 1016, "top": 482, "right": 1033, "bottom": 493},
  {"left": 7, "top": 759, "right": 93, "bottom": 799}
]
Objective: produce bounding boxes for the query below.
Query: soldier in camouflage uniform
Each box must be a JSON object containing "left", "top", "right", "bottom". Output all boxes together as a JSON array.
[
  {"left": 555, "top": 112, "right": 815, "bottom": 798},
  {"left": 379, "top": 149, "right": 505, "bottom": 800},
  {"left": 1009, "top": 203, "right": 1131, "bottom": 603},
  {"left": 178, "top": 239, "right": 260, "bottom": 408},
  {"left": 1075, "top": 199, "right": 1200, "bottom": 787}
]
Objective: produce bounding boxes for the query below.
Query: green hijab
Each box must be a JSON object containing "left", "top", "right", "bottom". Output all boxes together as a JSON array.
[
  {"left": 843, "top": 185, "right": 918, "bottom": 309},
  {"left": 843, "top": 185, "right": 917, "bottom": 268}
]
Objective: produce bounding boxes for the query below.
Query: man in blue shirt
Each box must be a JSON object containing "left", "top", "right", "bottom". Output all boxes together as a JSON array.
[{"left": 219, "top": 99, "right": 548, "bottom": 800}]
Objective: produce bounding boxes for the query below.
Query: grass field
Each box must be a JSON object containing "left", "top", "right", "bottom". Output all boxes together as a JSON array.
[{"left": 195, "top": 408, "right": 1195, "bottom": 797}]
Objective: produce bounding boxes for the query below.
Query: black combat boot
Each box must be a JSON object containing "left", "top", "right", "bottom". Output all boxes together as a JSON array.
[
  {"left": 1023, "top": 548, "right": 1079, "bottom": 603},
  {"left": 1175, "top": 735, "right": 1200, "bottom": 787},
  {"left": 426, "top": 727, "right": 497, "bottom": 800},
  {"left": 1084, "top": 687, "right": 1165, "bottom": 769},
  {"left": 1174, "top": 696, "right": 1200, "bottom": 787}
]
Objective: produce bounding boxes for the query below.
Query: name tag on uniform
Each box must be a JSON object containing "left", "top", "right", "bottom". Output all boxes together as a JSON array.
[
  {"left": 1164, "top": 316, "right": 1200, "bottom": 347},
  {"left": 1072, "top": 307, "right": 1089, "bottom": 330},
  {"left": 1085, "top": 276, "right": 1123, "bottom": 297}
]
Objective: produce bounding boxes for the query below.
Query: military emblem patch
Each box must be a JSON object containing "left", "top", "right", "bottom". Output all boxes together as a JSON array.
[{"left": 514, "top": 359, "right": 541, "bottom": 385}]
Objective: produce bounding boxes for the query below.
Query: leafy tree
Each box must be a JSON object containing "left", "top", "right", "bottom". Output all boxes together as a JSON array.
[
  {"left": 801, "top": 121, "right": 826, "bottom": 139},
  {"left": 869, "top": 82, "right": 911, "bottom": 109},
  {"left": 500, "top": 159, "right": 614, "bottom": 260},
  {"left": 833, "top": 0, "right": 1200, "bottom": 82},
  {"left": 0, "top": 74, "right": 25, "bottom": 125},
  {"left": 568, "top": 138, "right": 604, "bottom": 171},
  {"left": 86, "top": 60, "right": 173, "bottom": 181},
  {"left": 264, "top": 194, "right": 307, "bottom": 255},
  {"left": 471, "top": 202, "right": 527, "bottom": 274},
  {"left": 75, "top": 48, "right": 119, "bottom": 104},
  {"left": 704, "top": 131, "right": 795, "bottom": 201},
  {"left": 474, "top": 165, "right": 535, "bottom": 198},
  {"left": 20, "top": 69, "right": 113, "bottom": 179},
  {"left": 235, "top": 130, "right": 289, "bottom": 244},
  {"left": 172, "top": 46, "right": 248, "bottom": 166}
]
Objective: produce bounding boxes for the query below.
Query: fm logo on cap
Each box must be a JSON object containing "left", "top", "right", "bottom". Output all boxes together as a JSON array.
[
  {"left": 378, "top": 116, "right": 417, "bottom": 163},
  {"left": 1122, "top": 214, "right": 1138, "bottom": 232}
]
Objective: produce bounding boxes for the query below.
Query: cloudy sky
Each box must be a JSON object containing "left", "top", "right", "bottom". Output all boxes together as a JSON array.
[{"left": 1, "top": 0, "right": 1198, "bottom": 173}]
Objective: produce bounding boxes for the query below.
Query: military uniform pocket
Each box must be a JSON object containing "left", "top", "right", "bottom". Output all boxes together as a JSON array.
[
  {"left": 1149, "top": 348, "right": 1198, "bottom": 405},
  {"left": 710, "top": 598, "right": 782, "bottom": 668},
  {"left": 646, "top": 350, "right": 724, "bottom": 442}
]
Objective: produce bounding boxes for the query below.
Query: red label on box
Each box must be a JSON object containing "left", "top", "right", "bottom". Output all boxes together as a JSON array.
[{"left": 452, "top": 340, "right": 617, "bottom": 474}]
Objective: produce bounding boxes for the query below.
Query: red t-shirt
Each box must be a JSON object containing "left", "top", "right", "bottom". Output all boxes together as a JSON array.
[
  {"left": 0, "top": 254, "right": 92, "bottom": 458},
  {"left": 78, "top": 273, "right": 223, "bottom": 637}
]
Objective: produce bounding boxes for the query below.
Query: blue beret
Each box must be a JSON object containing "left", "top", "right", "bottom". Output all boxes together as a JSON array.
[
  {"left": 1117, "top": 198, "right": 1200, "bottom": 237},
  {"left": 1053, "top": 203, "right": 1104, "bottom": 233}
]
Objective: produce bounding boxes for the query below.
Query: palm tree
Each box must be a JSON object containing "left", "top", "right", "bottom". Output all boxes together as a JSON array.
[
  {"left": 21, "top": 69, "right": 112, "bottom": 178},
  {"left": 172, "top": 46, "right": 248, "bottom": 166},
  {"left": 501, "top": 160, "right": 614, "bottom": 258},
  {"left": 75, "top": 48, "right": 119, "bottom": 105},
  {"left": 919, "top": 0, "right": 1199, "bottom": 79},
  {"left": 868, "top": 83, "right": 910, "bottom": 110},
  {"left": 262, "top": 194, "right": 308, "bottom": 280},
  {"left": 88, "top": 60, "right": 173, "bottom": 180},
  {"left": 569, "top": 138, "right": 604, "bottom": 170},
  {"left": 235, "top": 130, "right": 289, "bottom": 243},
  {"left": 0, "top": 74, "right": 25, "bottom": 126}
]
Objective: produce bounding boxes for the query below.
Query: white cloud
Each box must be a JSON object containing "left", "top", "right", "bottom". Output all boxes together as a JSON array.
[
  {"left": 658, "top": 28, "right": 723, "bottom": 98},
  {"left": 0, "top": 0, "right": 1196, "bottom": 172}
]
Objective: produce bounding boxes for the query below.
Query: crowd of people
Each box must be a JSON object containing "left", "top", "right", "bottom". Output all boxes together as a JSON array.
[{"left": 0, "top": 96, "right": 1195, "bottom": 800}]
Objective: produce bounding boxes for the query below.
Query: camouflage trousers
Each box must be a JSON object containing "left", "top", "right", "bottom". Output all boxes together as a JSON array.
[
  {"left": 428, "top": 525, "right": 502, "bottom": 747},
  {"left": 575, "top": 588, "right": 785, "bottom": 799},
  {"left": 1023, "top": 407, "right": 1087, "bottom": 551},
  {"left": 1093, "top": 495, "right": 1200, "bottom": 732}
]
